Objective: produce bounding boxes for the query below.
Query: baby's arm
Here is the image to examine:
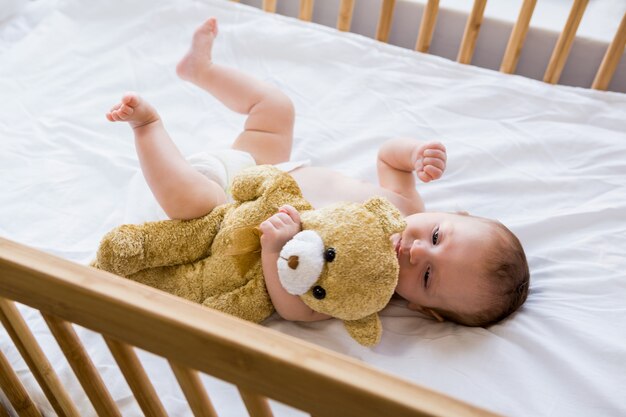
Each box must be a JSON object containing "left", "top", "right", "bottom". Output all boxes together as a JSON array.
[
  {"left": 260, "top": 205, "right": 331, "bottom": 322},
  {"left": 377, "top": 138, "right": 446, "bottom": 208}
]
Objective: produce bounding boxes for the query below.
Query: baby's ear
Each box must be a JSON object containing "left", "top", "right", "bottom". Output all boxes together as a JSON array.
[
  {"left": 408, "top": 303, "right": 445, "bottom": 322},
  {"left": 363, "top": 197, "right": 406, "bottom": 235}
]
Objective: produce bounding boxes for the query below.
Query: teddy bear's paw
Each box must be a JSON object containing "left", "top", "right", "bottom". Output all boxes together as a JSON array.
[{"left": 95, "top": 225, "right": 146, "bottom": 276}]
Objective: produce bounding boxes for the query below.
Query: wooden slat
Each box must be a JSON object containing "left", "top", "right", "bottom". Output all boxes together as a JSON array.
[
  {"left": 592, "top": 12, "right": 626, "bottom": 90},
  {"left": 500, "top": 0, "right": 537, "bottom": 74},
  {"left": 169, "top": 361, "right": 218, "bottom": 417},
  {"left": 42, "top": 313, "right": 122, "bottom": 417},
  {"left": 238, "top": 387, "right": 274, "bottom": 417},
  {"left": 0, "top": 299, "right": 80, "bottom": 417},
  {"left": 0, "top": 404, "right": 9, "bottom": 417},
  {"left": 0, "top": 347, "right": 43, "bottom": 417},
  {"left": 415, "top": 0, "right": 440, "bottom": 53},
  {"left": 543, "top": 0, "right": 589, "bottom": 84},
  {"left": 337, "top": 0, "right": 355, "bottom": 32},
  {"left": 457, "top": 0, "right": 487, "bottom": 64},
  {"left": 0, "top": 238, "right": 500, "bottom": 417},
  {"left": 299, "top": 0, "right": 315, "bottom": 22},
  {"left": 104, "top": 337, "right": 168, "bottom": 417},
  {"left": 262, "top": 0, "right": 277, "bottom": 13},
  {"left": 376, "top": 0, "right": 396, "bottom": 43}
]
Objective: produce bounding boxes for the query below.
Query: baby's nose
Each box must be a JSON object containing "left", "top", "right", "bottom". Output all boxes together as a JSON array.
[{"left": 409, "top": 240, "right": 428, "bottom": 265}]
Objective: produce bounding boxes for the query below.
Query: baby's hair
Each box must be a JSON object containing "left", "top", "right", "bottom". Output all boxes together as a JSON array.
[{"left": 431, "top": 215, "right": 530, "bottom": 327}]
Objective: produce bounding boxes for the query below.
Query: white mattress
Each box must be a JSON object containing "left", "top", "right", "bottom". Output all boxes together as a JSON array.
[{"left": 1, "top": 0, "right": 626, "bottom": 416}]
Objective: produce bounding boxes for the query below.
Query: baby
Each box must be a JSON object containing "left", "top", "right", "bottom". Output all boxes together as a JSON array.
[{"left": 106, "top": 18, "right": 529, "bottom": 327}]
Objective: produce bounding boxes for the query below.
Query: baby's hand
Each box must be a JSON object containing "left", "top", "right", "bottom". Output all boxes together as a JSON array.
[
  {"left": 414, "top": 141, "right": 447, "bottom": 183},
  {"left": 259, "top": 205, "right": 302, "bottom": 254}
]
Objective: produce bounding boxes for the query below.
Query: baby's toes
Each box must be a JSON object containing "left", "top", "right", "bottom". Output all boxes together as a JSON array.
[
  {"left": 108, "top": 110, "right": 123, "bottom": 122},
  {"left": 118, "top": 104, "right": 135, "bottom": 119},
  {"left": 121, "top": 92, "right": 140, "bottom": 108},
  {"left": 109, "top": 103, "right": 122, "bottom": 113},
  {"left": 208, "top": 17, "right": 218, "bottom": 35}
]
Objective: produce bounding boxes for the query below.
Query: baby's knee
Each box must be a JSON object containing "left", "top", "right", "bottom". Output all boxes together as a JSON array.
[
  {"left": 164, "top": 180, "right": 227, "bottom": 220},
  {"left": 259, "top": 91, "right": 295, "bottom": 130}
]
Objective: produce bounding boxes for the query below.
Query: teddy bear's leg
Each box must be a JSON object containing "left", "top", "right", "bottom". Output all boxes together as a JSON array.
[
  {"left": 202, "top": 277, "right": 274, "bottom": 323},
  {"left": 230, "top": 165, "right": 308, "bottom": 204},
  {"left": 95, "top": 205, "right": 228, "bottom": 276},
  {"left": 229, "top": 166, "right": 285, "bottom": 202}
]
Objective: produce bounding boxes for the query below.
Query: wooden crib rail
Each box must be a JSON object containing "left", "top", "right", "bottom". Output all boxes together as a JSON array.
[
  {"left": 542, "top": 0, "right": 589, "bottom": 84},
  {"left": 592, "top": 12, "right": 626, "bottom": 90},
  {"left": 232, "top": 0, "right": 625, "bottom": 91},
  {"left": 0, "top": 347, "right": 42, "bottom": 417},
  {"left": 499, "top": 0, "right": 537, "bottom": 74},
  {"left": 0, "top": 238, "right": 499, "bottom": 417}
]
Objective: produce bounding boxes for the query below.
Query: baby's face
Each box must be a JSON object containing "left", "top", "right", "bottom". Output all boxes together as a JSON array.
[{"left": 392, "top": 212, "right": 494, "bottom": 320}]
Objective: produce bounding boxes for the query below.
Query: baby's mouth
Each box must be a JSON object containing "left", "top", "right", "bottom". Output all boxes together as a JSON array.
[{"left": 391, "top": 234, "right": 402, "bottom": 256}]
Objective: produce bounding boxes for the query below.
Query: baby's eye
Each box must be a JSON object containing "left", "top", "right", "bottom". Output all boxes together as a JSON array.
[
  {"left": 423, "top": 267, "right": 431, "bottom": 288},
  {"left": 432, "top": 227, "right": 440, "bottom": 245}
]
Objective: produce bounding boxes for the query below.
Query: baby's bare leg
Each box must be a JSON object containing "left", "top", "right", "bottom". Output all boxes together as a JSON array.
[
  {"left": 106, "top": 93, "right": 226, "bottom": 220},
  {"left": 176, "top": 18, "right": 294, "bottom": 164}
]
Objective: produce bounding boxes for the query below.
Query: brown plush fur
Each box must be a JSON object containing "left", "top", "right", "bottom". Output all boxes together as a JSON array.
[{"left": 94, "top": 165, "right": 405, "bottom": 346}]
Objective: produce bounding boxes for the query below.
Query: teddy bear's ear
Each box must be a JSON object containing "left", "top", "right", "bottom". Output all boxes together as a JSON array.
[
  {"left": 343, "top": 313, "right": 382, "bottom": 347},
  {"left": 363, "top": 197, "right": 406, "bottom": 235}
]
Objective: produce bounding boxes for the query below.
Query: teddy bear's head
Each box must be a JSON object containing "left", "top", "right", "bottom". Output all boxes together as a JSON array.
[{"left": 277, "top": 197, "right": 406, "bottom": 346}]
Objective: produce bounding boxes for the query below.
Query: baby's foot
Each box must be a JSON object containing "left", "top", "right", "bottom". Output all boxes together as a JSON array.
[
  {"left": 106, "top": 93, "right": 159, "bottom": 129},
  {"left": 176, "top": 17, "right": 218, "bottom": 82}
]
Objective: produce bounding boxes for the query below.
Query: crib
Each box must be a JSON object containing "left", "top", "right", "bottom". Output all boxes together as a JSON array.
[{"left": 1, "top": 0, "right": 625, "bottom": 416}]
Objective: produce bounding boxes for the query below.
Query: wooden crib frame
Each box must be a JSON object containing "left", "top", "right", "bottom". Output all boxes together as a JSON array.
[
  {"left": 1, "top": 1, "right": 624, "bottom": 417},
  {"left": 239, "top": 0, "right": 626, "bottom": 91}
]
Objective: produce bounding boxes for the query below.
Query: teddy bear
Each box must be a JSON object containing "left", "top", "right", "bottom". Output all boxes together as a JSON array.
[{"left": 93, "top": 165, "right": 405, "bottom": 346}]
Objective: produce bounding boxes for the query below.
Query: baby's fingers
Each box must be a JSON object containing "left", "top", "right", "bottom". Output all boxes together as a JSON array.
[
  {"left": 424, "top": 165, "right": 443, "bottom": 180},
  {"left": 278, "top": 205, "right": 301, "bottom": 225},
  {"left": 268, "top": 213, "right": 292, "bottom": 228},
  {"left": 423, "top": 157, "right": 446, "bottom": 171},
  {"left": 417, "top": 171, "right": 433, "bottom": 183},
  {"left": 424, "top": 141, "right": 446, "bottom": 153},
  {"left": 423, "top": 148, "right": 447, "bottom": 162}
]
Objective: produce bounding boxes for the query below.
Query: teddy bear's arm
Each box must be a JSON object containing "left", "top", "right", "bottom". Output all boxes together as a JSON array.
[
  {"left": 202, "top": 276, "right": 275, "bottom": 323},
  {"left": 95, "top": 205, "right": 227, "bottom": 276}
]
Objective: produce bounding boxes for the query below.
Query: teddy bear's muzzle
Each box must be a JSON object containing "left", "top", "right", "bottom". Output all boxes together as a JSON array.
[{"left": 277, "top": 230, "right": 325, "bottom": 295}]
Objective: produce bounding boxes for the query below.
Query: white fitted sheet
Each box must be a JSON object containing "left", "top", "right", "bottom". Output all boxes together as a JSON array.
[{"left": 1, "top": 0, "right": 626, "bottom": 416}]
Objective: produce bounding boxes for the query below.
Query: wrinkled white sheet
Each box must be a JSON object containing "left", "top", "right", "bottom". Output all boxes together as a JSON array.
[{"left": 1, "top": 0, "right": 626, "bottom": 416}]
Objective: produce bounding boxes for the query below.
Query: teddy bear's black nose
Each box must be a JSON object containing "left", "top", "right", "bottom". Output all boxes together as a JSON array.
[{"left": 288, "top": 255, "right": 299, "bottom": 270}]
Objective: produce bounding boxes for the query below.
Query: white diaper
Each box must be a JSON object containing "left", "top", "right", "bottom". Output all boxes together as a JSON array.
[
  {"left": 187, "top": 149, "right": 310, "bottom": 199},
  {"left": 187, "top": 149, "right": 257, "bottom": 194},
  {"left": 274, "top": 160, "right": 311, "bottom": 173}
]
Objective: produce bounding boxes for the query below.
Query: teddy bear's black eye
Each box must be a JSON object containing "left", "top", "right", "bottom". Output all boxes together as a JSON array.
[
  {"left": 323, "top": 247, "right": 336, "bottom": 262},
  {"left": 312, "top": 286, "right": 326, "bottom": 300}
]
